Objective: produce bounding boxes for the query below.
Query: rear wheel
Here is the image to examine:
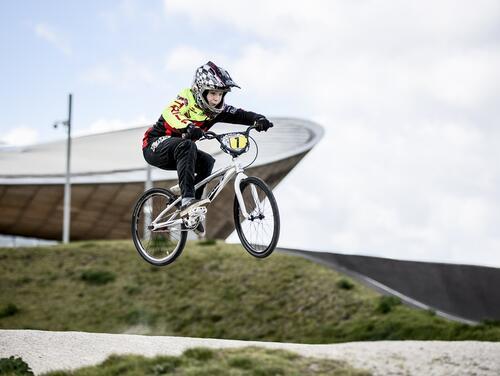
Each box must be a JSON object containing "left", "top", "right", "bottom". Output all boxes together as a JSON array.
[
  {"left": 233, "top": 177, "right": 280, "bottom": 258},
  {"left": 131, "top": 188, "right": 187, "bottom": 266}
]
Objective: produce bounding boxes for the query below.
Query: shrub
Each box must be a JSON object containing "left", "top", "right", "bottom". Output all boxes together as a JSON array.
[
  {"left": 149, "top": 356, "right": 181, "bottom": 375},
  {"left": 228, "top": 356, "right": 255, "bottom": 369},
  {"left": 0, "top": 356, "right": 34, "bottom": 375},
  {"left": 0, "top": 303, "right": 19, "bottom": 319},
  {"left": 336, "top": 278, "right": 355, "bottom": 290},
  {"left": 150, "top": 266, "right": 161, "bottom": 273},
  {"left": 124, "top": 285, "right": 142, "bottom": 295},
  {"left": 183, "top": 348, "right": 214, "bottom": 361},
  {"left": 199, "top": 239, "right": 217, "bottom": 246},
  {"left": 253, "top": 366, "right": 286, "bottom": 376},
  {"left": 80, "top": 270, "right": 116, "bottom": 285},
  {"left": 375, "top": 296, "right": 402, "bottom": 314},
  {"left": 481, "top": 319, "right": 500, "bottom": 327}
]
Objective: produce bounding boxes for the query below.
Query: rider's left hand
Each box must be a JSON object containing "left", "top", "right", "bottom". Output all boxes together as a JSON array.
[
  {"left": 254, "top": 117, "right": 273, "bottom": 132},
  {"left": 185, "top": 124, "right": 204, "bottom": 140}
]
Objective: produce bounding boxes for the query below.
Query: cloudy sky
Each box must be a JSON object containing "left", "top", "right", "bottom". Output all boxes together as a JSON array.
[{"left": 1, "top": 0, "right": 499, "bottom": 266}]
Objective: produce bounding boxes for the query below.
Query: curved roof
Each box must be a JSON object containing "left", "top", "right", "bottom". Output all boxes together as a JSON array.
[
  {"left": 0, "top": 118, "right": 323, "bottom": 240},
  {"left": 0, "top": 118, "right": 323, "bottom": 185}
]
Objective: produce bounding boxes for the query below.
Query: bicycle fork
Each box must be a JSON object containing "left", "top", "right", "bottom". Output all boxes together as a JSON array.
[{"left": 234, "top": 173, "right": 260, "bottom": 219}]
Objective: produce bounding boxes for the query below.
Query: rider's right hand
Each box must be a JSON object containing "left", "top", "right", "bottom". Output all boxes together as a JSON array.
[
  {"left": 184, "top": 124, "right": 204, "bottom": 140},
  {"left": 254, "top": 117, "right": 273, "bottom": 132}
]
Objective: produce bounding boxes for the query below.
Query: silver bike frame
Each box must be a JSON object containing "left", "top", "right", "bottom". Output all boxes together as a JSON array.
[{"left": 149, "top": 157, "right": 258, "bottom": 231}]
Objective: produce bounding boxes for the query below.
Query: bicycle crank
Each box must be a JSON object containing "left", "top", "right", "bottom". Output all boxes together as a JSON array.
[{"left": 183, "top": 206, "right": 207, "bottom": 229}]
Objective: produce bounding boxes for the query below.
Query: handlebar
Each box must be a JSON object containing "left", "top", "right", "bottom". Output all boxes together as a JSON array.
[{"left": 201, "top": 123, "right": 272, "bottom": 141}]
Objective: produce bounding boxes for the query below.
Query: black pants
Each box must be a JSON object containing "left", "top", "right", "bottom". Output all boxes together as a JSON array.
[{"left": 143, "top": 136, "right": 215, "bottom": 199}]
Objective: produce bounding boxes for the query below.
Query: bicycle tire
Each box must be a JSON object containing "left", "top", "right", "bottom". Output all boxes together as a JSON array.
[
  {"left": 233, "top": 176, "right": 280, "bottom": 258},
  {"left": 131, "top": 187, "right": 187, "bottom": 266}
]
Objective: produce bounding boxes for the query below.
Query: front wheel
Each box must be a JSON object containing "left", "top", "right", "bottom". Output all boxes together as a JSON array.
[
  {"left": 233, "top": 177, "right": 280, "bottom": 258},
  {"left": 131, "top": 188, "right": 187, "bottom": 266}
]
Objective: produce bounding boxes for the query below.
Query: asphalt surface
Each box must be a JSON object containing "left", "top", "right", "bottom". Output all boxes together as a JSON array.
[{"left": 279, "top": 248, "right": 500, "bottom": 323}]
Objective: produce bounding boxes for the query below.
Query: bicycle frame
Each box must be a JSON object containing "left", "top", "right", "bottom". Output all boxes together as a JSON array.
[{"left": 148, "top": 157, "right": 260, "bottom": 231}]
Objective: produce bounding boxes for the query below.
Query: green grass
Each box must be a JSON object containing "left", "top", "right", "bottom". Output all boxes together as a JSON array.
[
  {"left": 40, "top": 347, "right": 370, "bottom": 376},
  {"left": 1, "top": 240, "right": 500, "bottom": 343}
]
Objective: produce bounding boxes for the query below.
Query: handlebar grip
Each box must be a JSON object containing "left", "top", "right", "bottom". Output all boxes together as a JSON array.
[{"left": 202, "top": 131, "right": 217, "bottom": 140}]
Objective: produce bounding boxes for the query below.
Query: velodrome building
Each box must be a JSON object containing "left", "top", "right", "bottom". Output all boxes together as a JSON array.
[{"left": 0, "top": 118, "right": 324, "bottom": 240}]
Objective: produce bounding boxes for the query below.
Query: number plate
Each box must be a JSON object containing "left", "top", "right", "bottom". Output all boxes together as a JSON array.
[{"left": 229, "top": 135, "right": 248, "bottom": 150}]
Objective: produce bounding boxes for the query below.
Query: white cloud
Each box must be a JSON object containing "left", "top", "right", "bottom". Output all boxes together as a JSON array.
[
  {"left": 164, "top": 45, "right": 236, "bottom": 77},
  {"left": 274, "top": 117, "right": 500, "bottom": 266},
  {"left": 80, "top": 57, "right": 155, "bottom": 89},
  {"left": 164, "top": 0, "right": 500, "bottom": 266},
  {"left": 100, "top": 0, "right": 163, "bottom": 33},
  {"left": 164, "top": 45, "right": 216, "bottom": 75},
  {"left": 1, "top": 127, "right": 40, "bottom": 146},
  {"left": 165, "top": 0, "right": 500, "bottom": 49},
  {"left": 81, "top": 65, "right": 114, "bottom": 86},
  {"left": 77, "top": 116, "right": 150, "bottom": 136},
  {"left": 421, "top": 50, "right": 500, "bottom": 108},
  {"left": 34, "top": 23, "right": 72, "bottom": 56}
]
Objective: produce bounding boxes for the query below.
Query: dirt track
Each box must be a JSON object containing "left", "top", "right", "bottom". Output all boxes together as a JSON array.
[{"left": 1, "top": 330, "right": 499, "bottom": 375}]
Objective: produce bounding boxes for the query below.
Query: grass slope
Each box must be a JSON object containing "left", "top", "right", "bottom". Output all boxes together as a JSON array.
[
  {"left": 39, "top": 347, "right": 370, "bottom": 376},
  {"left": 1, "top": 240, "right": 499, "bottom": 343}
]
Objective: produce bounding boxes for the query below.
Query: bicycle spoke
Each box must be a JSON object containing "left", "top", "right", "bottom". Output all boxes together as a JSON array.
[
  {"left": 234, "top": 178, "right": 279, "bottom": 257},
  {"left": 132, "top": 189, "right": 187, "bottom": 266}
]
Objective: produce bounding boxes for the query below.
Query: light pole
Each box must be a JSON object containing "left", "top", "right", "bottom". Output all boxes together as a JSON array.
[{"left": 54, "top": 94, "right": 73, "bottom": 244}]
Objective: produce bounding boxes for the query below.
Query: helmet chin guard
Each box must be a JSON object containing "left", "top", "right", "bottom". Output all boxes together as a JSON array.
[{"left": 192, "top": 61, "right": 240, "bottom": 117}]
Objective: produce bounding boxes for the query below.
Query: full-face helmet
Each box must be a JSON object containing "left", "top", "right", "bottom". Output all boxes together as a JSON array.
[{"left": 192, "top": 61, "right": 240, "bottom": 117}]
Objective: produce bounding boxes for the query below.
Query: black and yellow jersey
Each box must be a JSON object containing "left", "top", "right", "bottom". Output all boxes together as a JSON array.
[{"left": 142, "top": 88, "right": 262, "bottom": 149}]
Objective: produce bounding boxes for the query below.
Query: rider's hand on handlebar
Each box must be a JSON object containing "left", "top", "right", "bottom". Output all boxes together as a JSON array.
[
  {"left": 184, "top": 124, "right": 204, "bottom": 140},
  {"left": 254, "top": 117, "right": 273, "bottom": 132},
  {"left": 203, "top": 131, "right": 216, "bottom": 140}
]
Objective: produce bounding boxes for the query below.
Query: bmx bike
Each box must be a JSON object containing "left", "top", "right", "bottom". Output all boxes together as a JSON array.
[{"left": 131, "top": 125, "right": 280, "bottom": 266}]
